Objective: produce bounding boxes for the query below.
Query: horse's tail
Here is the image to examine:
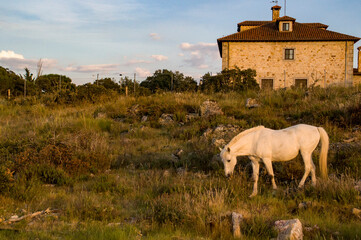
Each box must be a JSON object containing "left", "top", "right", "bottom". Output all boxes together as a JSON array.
[{"left": 317, "top": 127, "right": 329, "bottom": 179}]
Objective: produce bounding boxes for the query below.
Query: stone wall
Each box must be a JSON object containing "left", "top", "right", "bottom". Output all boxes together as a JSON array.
[
  {"left": 240, "top": 26, "right": 259, "bottom": 32},
  {"left": 358, "top": 48, "right": 361, "bottom": 72},
  {"left": 222, "top": 41, "right": 355, "bottom": 89},
  {"left": 354, "top": 75, "right": 361, "bottom": 86}
]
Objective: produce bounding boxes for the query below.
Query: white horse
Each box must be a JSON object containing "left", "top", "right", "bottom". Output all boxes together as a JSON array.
[{"left": 220, "top": 124, "right": 329, "bottom": 197}]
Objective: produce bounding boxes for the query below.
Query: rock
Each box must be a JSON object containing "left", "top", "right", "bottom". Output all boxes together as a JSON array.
[
  {"left": 200, "top": 100, "right": 223, "bottom": 118},
  {"left": 173, "top": 149, "right": 184, "bottom": 159},
  {"left": 231, "top": 212, "right": 243, "bottom": 238},
  {"left": 304, "top": 224, "right": 319, "bottom": 232},
  {"left": 185, "top": 113, "right": 199, "bottom": 122},
  {"left": 203, "top": 124, "right": 242, "bottom": 147},
  {"left": 163, "top": 170, "right": 171, "bottom": 178},
  {"left": 141, "top": 116, "right": 148, "bottom": 122},
  {"left": 246, "top": 98, "right": 260, "bottom": 108},
  {"left": 275, "top": 219, "right": 303, "bottom": 240},
  {"left": 352, "top": 208, "right": 361, "bottom": 218},
  {"left": 212, "top": 138, "right": 226, "bottom": 148},
  {"left": 9, "top": 215, "right": 19, "bottom": 221},
  {"left": 159, "top": 113, "right": 174, "bottom": 125},
  {"left": 176, "top": 168, "right": 186, "bottom": 176},
  {"left": 95, "top": 112, "right": 107, "bottom": 119},
  {"left": 298, "top": 201, "right": 311, "bottom": 210}
]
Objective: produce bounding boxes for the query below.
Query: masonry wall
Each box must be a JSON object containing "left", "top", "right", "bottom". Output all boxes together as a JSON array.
[
  {"left": 222, "top": 41, "right": 355, "bottom": 88},
  {"left": 354, "top": 75, "right": 361, "bottom": 86}
]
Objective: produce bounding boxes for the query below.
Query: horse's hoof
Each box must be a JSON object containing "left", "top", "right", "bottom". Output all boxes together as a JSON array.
[{"left": 249, "top": 193, "right": 257, "bottom": 198}]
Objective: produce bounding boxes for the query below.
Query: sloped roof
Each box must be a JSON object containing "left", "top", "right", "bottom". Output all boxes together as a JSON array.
[
  {"left": 303, "top": 23, "right": 328, "bottom": 29},
  {"left": 238, "top": 21, "right": 272, "bottom": 27},
  {"left": 218, "top": 20, "right": 360, "bottom": 56},
  {"left": 238, "top": 21, "right": 328, "bottom": 29},
  {"left": 277, "top": 16, "right": 296, "bottom": 21}
]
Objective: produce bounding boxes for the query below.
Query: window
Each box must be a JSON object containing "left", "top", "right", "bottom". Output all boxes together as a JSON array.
[
  {"left": 283, "top": 23, "right": 290, "bottom": 31},
  {"left": 285, "top": 49, "right": 294, "bottom": 60},
  {"left": 295, "top": 79, "right": 307, "bottom": 88},
  {"left": 261, "top": 79, "right": 273, "bottom": 90}
]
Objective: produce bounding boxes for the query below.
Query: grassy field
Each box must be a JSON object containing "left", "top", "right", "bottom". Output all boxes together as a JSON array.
[{"left": 0, "top": 87, "right": 360, "bottom": 239}]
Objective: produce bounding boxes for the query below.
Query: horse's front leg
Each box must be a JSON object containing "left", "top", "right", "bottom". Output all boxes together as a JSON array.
[
  {"left": 249, "top": 160, "right": 259, "bottom": 198},
  {"left": 263, "top": 158, "right": 277, "bottom": 190}
]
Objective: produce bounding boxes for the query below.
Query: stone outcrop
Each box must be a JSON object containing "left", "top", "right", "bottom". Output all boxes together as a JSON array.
[
  {"left": 200, "top": 100, "right": 223, "bottom": 118},
  {"left": 275, "top": 219, "right": 303, "bottom": 240}
]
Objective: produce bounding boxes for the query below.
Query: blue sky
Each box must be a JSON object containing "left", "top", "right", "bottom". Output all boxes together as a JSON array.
[{"left": 0, "top": 0, "right": 360, "bottom": 85}]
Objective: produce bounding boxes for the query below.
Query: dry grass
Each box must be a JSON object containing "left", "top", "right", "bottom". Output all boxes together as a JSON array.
[{"left": 0, "top": 87, "right": 360, "bottom": 239}]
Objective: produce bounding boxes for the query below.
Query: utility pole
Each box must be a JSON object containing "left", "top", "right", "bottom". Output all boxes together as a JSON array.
[
  {"left": 284, "top": 0, "right": 287, "bottom": 16},
  {"left": 24, "top": 79, "right": 26, "bottom": 98},
  {"left": 59, "top": 75, "right": 62, "bottom": 91},
  {"left": 97, "top": 74, "right": 99, "bottom": 86},
  {"left": 171, "top": 72, "right": 174, "bottom": 91},
  {"left": 134, "top": 73, "right": 136, "bottom": 95}
]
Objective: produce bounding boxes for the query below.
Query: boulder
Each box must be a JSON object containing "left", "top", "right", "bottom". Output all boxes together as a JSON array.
[
  {"left": 159, "top": 114, "right": 174, "bottom": 125},
  {"left": 352, "top": 208, "right": 361, "bottom": 218},
  {"left": 231, "top": 212, "right": 243, "bottom": 238},
  {"left": 245, "top": 98, "right": 260, "bottom": 108},
  {"left": 275, "top": 219, "right": 303, "bottom": 240},
  {"left": 203, "top": 124, "right": 242, "bottom": 147},
  {"left": 200, "top": 100, "right": 223, "bottom": 118}
]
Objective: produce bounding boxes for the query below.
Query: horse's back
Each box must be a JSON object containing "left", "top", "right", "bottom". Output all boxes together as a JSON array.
[{"left": 255, "top": 124, "right": 320, "bottom": 161}]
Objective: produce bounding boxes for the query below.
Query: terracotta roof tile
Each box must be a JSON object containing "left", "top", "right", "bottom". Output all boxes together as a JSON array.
[
  {"left": 303, "top": 23, "right": 329, "bottom": 29},
  {"left": 218, "top": 21, "right": 360, "bottom": 55},
  {"left": 238, "top": 21, "right": 272, "bottom": 27},
  {"left": 277, "top": 16, "right": 296, "bottom": 21}
]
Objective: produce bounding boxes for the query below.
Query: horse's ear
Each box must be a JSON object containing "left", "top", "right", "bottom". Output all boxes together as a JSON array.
[
  {"left": 219, "top": 147, "right": 222, "bottom": 152},
  {"left": 227, "top": 147, "right": 231, "bottom": 152}
]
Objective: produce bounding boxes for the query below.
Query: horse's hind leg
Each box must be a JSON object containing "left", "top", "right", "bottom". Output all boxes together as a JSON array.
[
  {"left": 249, "top": 160, "right": 260, "bottom": 198},
  {"left": 299, "top": 152, "right": 313, "bottom": 188},
  {"left": 263, "top": 158, "right": 277, "bottom": 190},
  {"left": 310, "top": 160, "right": 316, "bottom": 186}
]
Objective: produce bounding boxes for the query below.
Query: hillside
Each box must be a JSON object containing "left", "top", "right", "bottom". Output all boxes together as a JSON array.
[{"left": 0, "top": 87, "right": 360, "bottom": 239}]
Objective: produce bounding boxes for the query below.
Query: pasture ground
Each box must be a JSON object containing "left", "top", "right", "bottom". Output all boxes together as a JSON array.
[{"left": 0, "top": 87, "right": 360, "bottom": 239}]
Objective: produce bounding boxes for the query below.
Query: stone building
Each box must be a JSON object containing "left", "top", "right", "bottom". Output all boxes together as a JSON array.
[
  {"left": 217, "top": 5, "right": 360, "bottom": 89},
  {"left": 354, "top": 47, "right": 361, "bottom": 85}
]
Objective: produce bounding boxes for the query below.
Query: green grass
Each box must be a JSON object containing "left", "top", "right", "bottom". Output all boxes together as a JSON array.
[{"left": 0, "top": 88, "right": 360, "bottom": 239}]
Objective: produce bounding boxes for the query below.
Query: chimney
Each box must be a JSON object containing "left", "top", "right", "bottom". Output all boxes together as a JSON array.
[
  {"left": 272, "top": 5, "right": 281, "bottom": 21},
  {"left": 358, "top": 47, "right": 361, "bottom": 73}
]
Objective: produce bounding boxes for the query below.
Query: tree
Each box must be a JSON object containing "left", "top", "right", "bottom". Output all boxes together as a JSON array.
[
  {"left": 94, "top": 78, "right": 120, "bottom": 92},
  {"left": 0, "top": 66, "right": 24, "bottom": 97},
  {"left": 76, "top": 83, "right": 108, "bottom": 103},
  {"left": 36, "top": 74, "right": 75, "bottom": 93},
  {"left": 200, "top": 67, "right": 259, "bottom": 93},
  {"left": 140, "top": 69, "right": 197, "bottom": 93}
]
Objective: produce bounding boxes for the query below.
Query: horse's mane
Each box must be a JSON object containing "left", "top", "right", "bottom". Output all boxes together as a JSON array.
[{"left": 228, "top": 126, "right": 265, "bottom": 147}]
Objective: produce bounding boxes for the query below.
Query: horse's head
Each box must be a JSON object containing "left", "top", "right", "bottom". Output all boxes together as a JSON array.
[{"left": 219, "top": 146, "right": 237, "bottom": 178}]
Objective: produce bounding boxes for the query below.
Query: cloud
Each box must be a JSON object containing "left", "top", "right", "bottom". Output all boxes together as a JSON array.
[
  {"left": 0, "top": 50, "right": 24, "bottom": 59},
  {"left": 149, "top": 33, "right": 161, "bottom": 40},
  {"left": 135, "top": 67, "right": 151, "bottom": 78},
  {"left": 151, "top": 55, "right": 168, "bottom": 61},
  {"left": 64, "top": 63, "right": 119, "bottom": 73},
  {"left": 0, "top": 50, "right": 57, "bottom": 70},
  {"left": 179, "top": 42, "right": 218, "bottom": 69}
]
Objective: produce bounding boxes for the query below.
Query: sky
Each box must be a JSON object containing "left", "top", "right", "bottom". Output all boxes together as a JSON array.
[{"left": 0, "top": 0, "right": 361, "bottom": 85}]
